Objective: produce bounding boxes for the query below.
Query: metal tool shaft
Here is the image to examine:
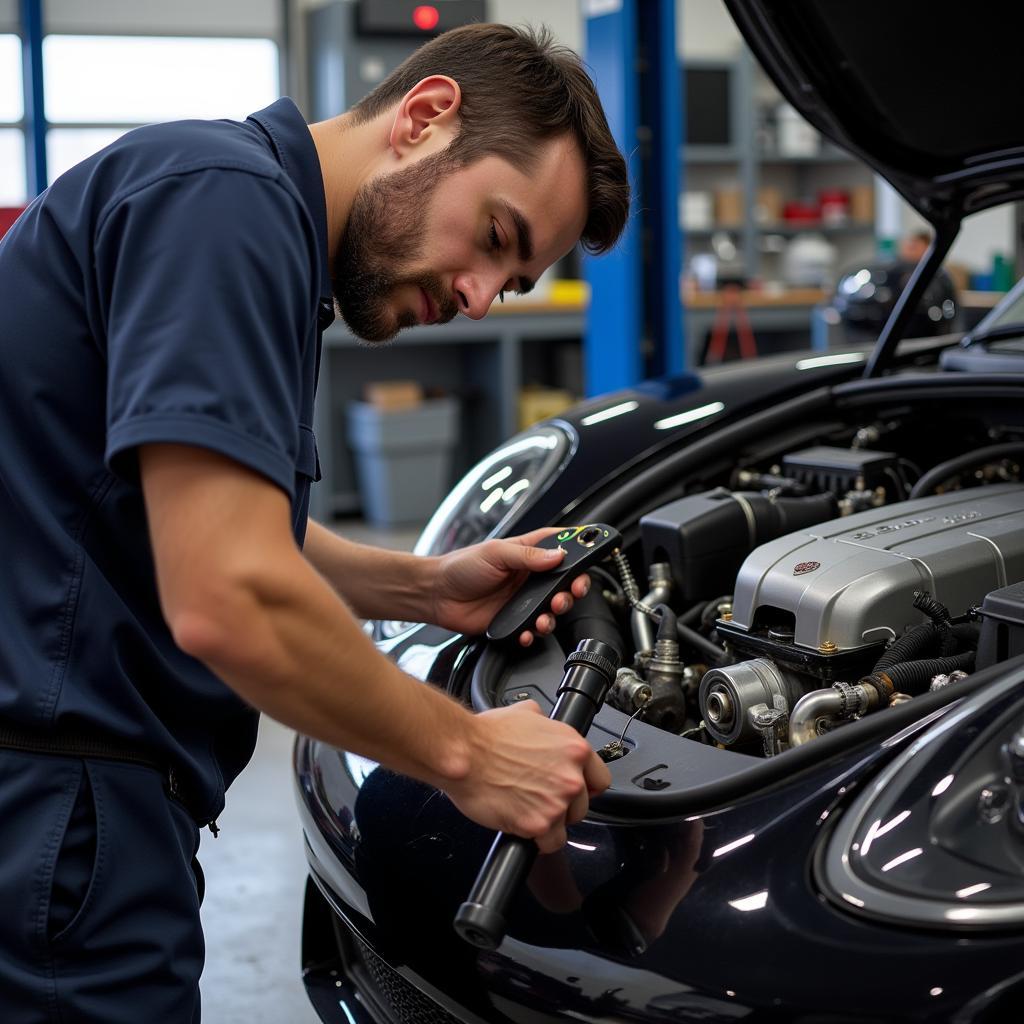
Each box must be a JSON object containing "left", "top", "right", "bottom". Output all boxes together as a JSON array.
[{"left": 454, "top": 639, "right": 619, "bottom": 949}]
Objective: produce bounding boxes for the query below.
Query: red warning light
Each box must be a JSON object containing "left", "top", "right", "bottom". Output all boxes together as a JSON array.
[{"left": 413, "top": 5, "right": 440, "bottom": 31}]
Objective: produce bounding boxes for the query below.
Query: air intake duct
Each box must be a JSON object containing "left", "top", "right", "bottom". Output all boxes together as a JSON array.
[{"left": 640, "top": 489, "right": 838, "bottom": 601}]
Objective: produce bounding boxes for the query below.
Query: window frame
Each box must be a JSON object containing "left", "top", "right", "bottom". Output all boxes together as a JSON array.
[{"left": 4, "top": 15, "right": 285, "bottom": 197}]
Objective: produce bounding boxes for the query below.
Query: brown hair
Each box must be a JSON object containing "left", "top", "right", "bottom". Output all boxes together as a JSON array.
[{"left": 350, "top": 23, "right": 630, "bottom": 254}]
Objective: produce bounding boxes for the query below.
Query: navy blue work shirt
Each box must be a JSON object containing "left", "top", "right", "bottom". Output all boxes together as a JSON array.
[{"left": 0, "top": 98, "right": 335, "bottom": 823}]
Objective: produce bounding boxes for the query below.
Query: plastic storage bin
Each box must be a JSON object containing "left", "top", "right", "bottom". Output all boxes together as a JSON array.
[{"left": 347, "top": 397, "right": 459, "bottom": 526}]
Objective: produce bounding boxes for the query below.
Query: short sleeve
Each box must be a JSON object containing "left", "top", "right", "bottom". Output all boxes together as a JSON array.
[{"left": 94, "top": 167, "right": 317, "bottom": 498}]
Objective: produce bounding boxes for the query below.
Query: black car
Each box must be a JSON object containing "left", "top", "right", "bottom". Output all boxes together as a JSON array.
[{"left": 295, "top": 4, "right": 1024, "bottom": 1021}]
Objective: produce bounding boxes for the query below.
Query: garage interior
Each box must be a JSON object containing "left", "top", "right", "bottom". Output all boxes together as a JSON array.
[{"left": 2, "top": 1, "right": 1022, "bottom": 1021}]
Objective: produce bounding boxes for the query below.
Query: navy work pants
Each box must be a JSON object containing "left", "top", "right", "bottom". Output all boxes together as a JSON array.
[{"left": 0, "top": 749, "right": 205, "bottom": 1022}]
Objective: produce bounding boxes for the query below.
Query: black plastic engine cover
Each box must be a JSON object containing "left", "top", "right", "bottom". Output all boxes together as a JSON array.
[{"left": 640, "top": 489, "right": 837, "bottom": 602}]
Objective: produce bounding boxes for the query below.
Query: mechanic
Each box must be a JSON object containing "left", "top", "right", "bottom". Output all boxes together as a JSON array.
[{"left": 0, "top": 23, "right": 629, "bottom": 1023}]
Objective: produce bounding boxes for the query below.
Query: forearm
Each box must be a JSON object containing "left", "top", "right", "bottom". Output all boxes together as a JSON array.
[
  {"left": 178, "top": 551, "right": 473, "bottom": 788},
  {"left": 303, "top": 519, "right": 440, "bottom": 622}
]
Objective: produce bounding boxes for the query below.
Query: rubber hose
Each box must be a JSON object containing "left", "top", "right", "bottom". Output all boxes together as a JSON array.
[
  {"left": 909, "top": 442, "right": 1024, "bottom": 499},
  {"left": 884, "top": 651, "right": 976, "bottom": 695},
  {"left": 700, "top": 594, "right": 734, "bottom": 631},
  {"left": 679, "top": 602, "right": 704, "bottom": 627},
  {"left": 676, "top": 620, "right": 729, "bottom": 666},
  {"left": 561, "top": 588, "right": 625, "bottom": 664},
  {"left": 952, "top": 622, "right": 981, "bottom": 645},
  {"left": 913, "top": 591, "right": 955, "bottom": 656},
  {"left": 654, "top": 604, "right": 678, "bottom": 644},
  {"left": 874, "top": 622, "right": 938, "bottom": 672}
]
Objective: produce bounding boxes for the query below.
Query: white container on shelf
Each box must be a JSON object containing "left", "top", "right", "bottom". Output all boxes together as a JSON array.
[
  {"left": 782, "top": 232, "right": 836, "bottom": 288},
  {"left": 776, "top": 102, "right": 820, "bottom": 157},
  {"left": 680, "top": 191, "right": 714, "bottom": 230}
]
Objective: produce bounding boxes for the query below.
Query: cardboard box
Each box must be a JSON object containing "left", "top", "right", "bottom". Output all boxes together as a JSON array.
[
  {"left": 518, "top": 386, "right": 575, "bottom": 430},
  {"left": 363, "top": 380, "right": 423, "bottom": 412}
]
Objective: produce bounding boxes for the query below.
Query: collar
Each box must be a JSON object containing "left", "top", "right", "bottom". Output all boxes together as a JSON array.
[{"left": 248, "top": 97, "right": 335, "bottom": 331}]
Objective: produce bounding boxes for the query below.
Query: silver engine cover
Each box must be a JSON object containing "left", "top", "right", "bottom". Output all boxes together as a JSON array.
[{"left": 730, "top": 483, "right": 1024, "bottom": 653}]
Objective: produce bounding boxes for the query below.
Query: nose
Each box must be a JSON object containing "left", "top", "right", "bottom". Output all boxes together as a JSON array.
[{"left": 453, "top": 271, "right": 507, "bottom": 320}]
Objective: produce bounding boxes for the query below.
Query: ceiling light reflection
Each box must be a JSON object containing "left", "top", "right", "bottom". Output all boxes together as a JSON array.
[
  {"left": 481, "top": 466, "right": 513, "bottom": 490},
  {"left": 479, "top": 488, "right": 503, "bottom": 513},
  {"left": 712, "top": 833, "right": 755, "bottom": 858},
  {"left": 880, "top": 847, "right": 924, "bottom": 873},
  {"left": 931, "top": 774, "right": 955, "bottom": 797},
  {"left": 654, "top": 401, "right": 725, "bottom": 431},
  {"left": 858, "top": 809, "right": 911, "bottom": 857},
  {"left": 728, "top": 890, "right": 768, "bottom": 912},
  {"left": 955, "top": 882, "right": 992, "bottom": 899},
  {"left": 502, "top": 479, "right": 530, "bottom": 502},
  {"left": 580, "top": 400, "right": 639, "bottom": 426},
  {"left": 795, "top": 352, "right": 866, "bottom": 370},
  {"left": 567, "top": 840, "right": 596, "bottom": 852}
]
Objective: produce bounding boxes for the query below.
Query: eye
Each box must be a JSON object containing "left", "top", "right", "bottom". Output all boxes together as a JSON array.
[{"left": 488, "top": 221, "right": 501, "bottom": 252}]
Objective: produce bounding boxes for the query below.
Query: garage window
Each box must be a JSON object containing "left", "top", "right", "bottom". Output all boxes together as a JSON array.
[
  {"left": 42, "top": 35, "right": 280, "bottom": 184},
  {"left": 0, "top": 34, "right": 26, "bottom": 203}
]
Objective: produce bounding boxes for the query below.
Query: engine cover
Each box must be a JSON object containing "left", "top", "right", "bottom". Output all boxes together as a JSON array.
[{"left": 730, "top": 483, "right": 1024, "bottom": 653}]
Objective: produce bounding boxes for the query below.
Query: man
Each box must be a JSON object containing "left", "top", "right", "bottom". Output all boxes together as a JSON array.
[{"left": 0, "top": 22, "right": 629, "bottom": 1022}]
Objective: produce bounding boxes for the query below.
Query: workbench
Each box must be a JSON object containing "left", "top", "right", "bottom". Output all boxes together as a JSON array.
[{"left": 311, "top": 306, "right": 585, "bottom": 520}]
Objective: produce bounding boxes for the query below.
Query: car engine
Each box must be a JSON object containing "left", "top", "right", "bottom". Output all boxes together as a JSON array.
[{"left": 601, "top": 443, "right": 1024, "bottom": 758}]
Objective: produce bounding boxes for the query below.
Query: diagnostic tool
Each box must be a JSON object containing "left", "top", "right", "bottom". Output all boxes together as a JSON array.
[
  {"left": 454, "top": 638, "right": 621, "bottom": 948},
  {"left": 486, "top": 524, "right": 622, "bottom": 641}
]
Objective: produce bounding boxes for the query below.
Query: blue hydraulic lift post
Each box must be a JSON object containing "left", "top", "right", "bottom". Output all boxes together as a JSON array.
[
  {"left": 583, "top": 0, "right": 684, "bottom": 396},
  {"left": 639, "top": 0, "right": 684, "bottom": 378},
  {"left": 20, "top": 0, "right": 47, "bottom": 196},
  {"left": 582, "top": 1, "right": 642, "bottom": 397}
]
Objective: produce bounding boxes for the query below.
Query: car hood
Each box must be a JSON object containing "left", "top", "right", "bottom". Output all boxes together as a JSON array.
[{"left": 727, "top": 1, "right": 1024, "bottom": 223}]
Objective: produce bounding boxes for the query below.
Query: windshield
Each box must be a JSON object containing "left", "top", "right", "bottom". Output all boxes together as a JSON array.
[{"left": 966, "top": 277, "right": 1024, "bottom": 346}]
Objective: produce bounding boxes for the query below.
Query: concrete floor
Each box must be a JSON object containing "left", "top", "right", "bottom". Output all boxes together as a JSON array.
[{"left": 199, "top": 519, "right": 420, "bottom": 1023}]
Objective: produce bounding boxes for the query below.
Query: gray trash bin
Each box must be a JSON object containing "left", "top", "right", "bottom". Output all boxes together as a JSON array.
[{"left": 346, "top": 397, "right": 459, "bottom": 526}]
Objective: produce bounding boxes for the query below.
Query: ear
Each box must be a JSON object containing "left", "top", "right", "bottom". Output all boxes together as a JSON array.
[{"left": 389, "top": 75, "right": 461, "bottom": 156}]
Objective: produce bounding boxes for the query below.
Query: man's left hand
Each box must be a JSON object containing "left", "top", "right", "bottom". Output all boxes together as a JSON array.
[{"left": 430, "top": 528, "right": 591, "bottom": 646}]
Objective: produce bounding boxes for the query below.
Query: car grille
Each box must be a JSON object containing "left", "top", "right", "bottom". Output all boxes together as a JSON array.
[{"left": 350, "top": 932, "right": 461, "bottom": 1024}]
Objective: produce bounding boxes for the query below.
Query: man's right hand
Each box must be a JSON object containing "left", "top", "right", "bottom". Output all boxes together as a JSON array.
[{"left": 444, "top": 701, "right": 612, "bottom": 853}]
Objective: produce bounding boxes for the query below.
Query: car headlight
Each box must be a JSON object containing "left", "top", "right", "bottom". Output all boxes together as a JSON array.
[
  {"left": 413, "top": 426, "right": 575, "bottom": 556},
  {"left": 817, "top": 665, "right": 1024, "bottom": 929}
]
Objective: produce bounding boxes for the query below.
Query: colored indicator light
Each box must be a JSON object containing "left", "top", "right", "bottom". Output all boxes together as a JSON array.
[{"left": 413, "top": 5, "right": 440, "bottom": 30}]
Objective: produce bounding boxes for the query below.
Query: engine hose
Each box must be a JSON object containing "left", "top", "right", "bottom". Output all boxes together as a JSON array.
[
  {"left": 676, "top": 620, "right": 729, "bottom": 666},
  {"left": 953, "top": 621, "right": 981, "bottom": 645},
  {"left": 913, "top": 591, "right": 955, "bottom": 656},
  {"left": 654, "top": 604, "right": 678, "bottom": 644},
  {"left": 883, "top": 651, "right": 976, "bottom": 695},
  {"left": 560, "top": 588, "right": 625, "bottom": 664},
  {"left": 874, "top": 622, "right": 939, "bottom": 672},
  {"left": 679, "top": 601, "right": 704, "bottom": 627},
  {"left": 908, "top": 442, "right": 1024, "bottom": 499},
  {"left": 700, "top": 594, "right": 734, "bottom": 631}
]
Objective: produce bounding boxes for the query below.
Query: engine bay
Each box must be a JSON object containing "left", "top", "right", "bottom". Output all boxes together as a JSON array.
[{"left": 573, "top": 428, "right": 1024, "bottom": 761}]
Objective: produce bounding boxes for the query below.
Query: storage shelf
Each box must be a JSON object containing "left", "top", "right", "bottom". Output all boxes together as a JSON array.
[
  {"left": 757, "top": 147, "right": 860, "bottom": 164},
  {"left": 759, "top": 221, "right": 875, "bottom": 235},
  {"left": 685, "top": 144, "right": 742, "bottom": 163},
  {"left": 684, "top": 221, "right": 874, "bottom": 236}
]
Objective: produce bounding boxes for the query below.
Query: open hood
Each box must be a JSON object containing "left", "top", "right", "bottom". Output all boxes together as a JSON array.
[
  {"left": 725, "top": 0, "right": 1024, "bottom": 375},
  {"left": 725, "top": 1, "right": 1024, "bottom": 225}
]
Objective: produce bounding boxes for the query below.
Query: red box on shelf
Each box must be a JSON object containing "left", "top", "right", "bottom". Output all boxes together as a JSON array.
[
  {"left": 782, "top": 199, "right": 821, "bottom": 223},
  {"left": 0, "top": 207, "right": 25, "bottom": 240}
]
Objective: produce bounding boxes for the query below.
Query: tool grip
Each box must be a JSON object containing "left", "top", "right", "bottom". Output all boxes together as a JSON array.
[
  {"left": 453, "top": 832, "right": 536, "bottom": 949},
  {"left": 454, "top": 638, "right": 620, "bottom": 949}
]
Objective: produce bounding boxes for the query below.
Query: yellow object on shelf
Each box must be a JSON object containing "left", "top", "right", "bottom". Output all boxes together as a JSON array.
[
  {"left": 547, "top": 278, "right": 590, "bottom": 306},
  {"left": 518, "top": 386, "right": 576, "bottom": 430}
]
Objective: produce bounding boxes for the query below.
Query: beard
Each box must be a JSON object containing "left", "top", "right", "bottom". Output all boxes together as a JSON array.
[{"left": 333, "top": 149, "right": 460, "bottom": 343}]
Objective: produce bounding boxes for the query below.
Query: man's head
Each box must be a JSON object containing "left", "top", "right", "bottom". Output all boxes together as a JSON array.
[{"left": 331, "top": 23, "right": 630, "bottom": 342}]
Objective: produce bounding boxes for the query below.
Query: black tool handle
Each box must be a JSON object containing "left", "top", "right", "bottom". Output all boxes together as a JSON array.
[{"left": 454, "top": 638, "right": 620, "bottom": 949}]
